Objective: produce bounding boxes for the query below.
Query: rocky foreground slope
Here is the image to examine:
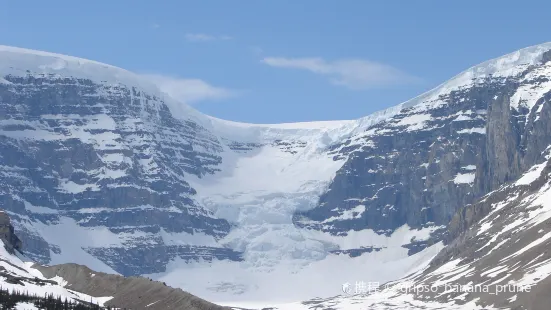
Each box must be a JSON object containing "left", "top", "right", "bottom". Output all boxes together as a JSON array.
[
  {"left": 2, "top": 43, "right": 551, "bottom": 306},
  {"left": 34, "top": 263, "right": 228, "bottom": 310},
  {"left": 0, "top": 210, "right": 227, "bottom": 310}
]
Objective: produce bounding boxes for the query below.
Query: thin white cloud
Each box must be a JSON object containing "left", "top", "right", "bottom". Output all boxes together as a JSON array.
[
  {"left": 261, "top": 57, "right": 420, "bottom": 89},
  {"left": 144, "top": 74, "right": 237, "bottom": 105},
  {"left": 184, "top": 33, "right": 233, "bottom": 42}
]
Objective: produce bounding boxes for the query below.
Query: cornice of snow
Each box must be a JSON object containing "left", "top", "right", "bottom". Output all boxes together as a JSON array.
[{"left": 0, "top": 45, "right": 162, "bottom": 96}]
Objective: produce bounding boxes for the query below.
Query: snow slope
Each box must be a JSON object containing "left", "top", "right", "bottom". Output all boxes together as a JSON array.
[{"left": 146, "top": 226, "right": 444, "bottom": 303}]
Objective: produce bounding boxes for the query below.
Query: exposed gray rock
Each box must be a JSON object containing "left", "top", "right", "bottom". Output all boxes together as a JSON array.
[
  {"left": 0, "top": 210, "right": 22, "bottom": 253},
  {"left": 34, "top": 263, "right": 230, "bottom": 310},
  {"left": 329, "top": 246, "right": 382, "bottom": 257},
  {"left": 85, "top": 245, "right": 242, "bottom": 275}
]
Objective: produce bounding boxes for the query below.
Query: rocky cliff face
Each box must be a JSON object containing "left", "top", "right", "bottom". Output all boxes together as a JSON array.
[
  {"left": 0, "top": 49, "right": 241, "bottom": 274},
  {"left": 294, "top": 44, "right": 551, "bottom": 255},
  {"left": 0, "top": 211, "right": 22, "bottom": 253}
]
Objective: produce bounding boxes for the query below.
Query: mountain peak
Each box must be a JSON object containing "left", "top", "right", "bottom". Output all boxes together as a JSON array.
[{"left": 351, "top": 42, "right": 551, "bottom": 132}]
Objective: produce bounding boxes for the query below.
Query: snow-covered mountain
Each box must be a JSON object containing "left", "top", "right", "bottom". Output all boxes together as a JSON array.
[{"left": 2, "top": 43, "right": 551, "bottom": 307}]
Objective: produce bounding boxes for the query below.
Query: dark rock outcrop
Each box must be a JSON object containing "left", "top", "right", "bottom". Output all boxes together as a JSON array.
[{"left": 0, "top": 211, "right": 22, "bottom": 253}]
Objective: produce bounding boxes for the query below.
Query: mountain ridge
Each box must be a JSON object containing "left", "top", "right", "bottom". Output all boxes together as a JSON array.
[{"left": 3, "top": 42, "right": 551, "bottom": 129}]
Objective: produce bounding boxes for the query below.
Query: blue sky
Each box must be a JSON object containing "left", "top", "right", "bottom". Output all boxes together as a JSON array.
[{"left": 0, "top": 0, "right": 550, "bottom": 123}]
